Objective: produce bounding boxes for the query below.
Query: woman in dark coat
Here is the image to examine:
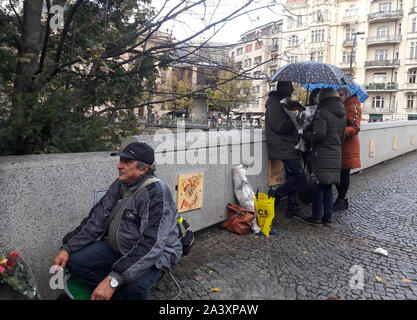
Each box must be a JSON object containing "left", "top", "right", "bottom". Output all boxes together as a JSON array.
[
  {"left": 334, "top": 87, "right": 362, "bottom": 211},
  {"left": 300, "top": 88, "right": 346, "bottom": 225}
]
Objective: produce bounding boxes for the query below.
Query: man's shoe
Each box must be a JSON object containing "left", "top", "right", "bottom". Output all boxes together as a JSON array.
[
  {"left": 322, "top": 215, "right": 333, "bottom": 224},
  {"left": 333, "top": 198, "right": 348, "bottom": 211},
  {"left": 300, "top": 216, "right": 323, "bottom": 226}
]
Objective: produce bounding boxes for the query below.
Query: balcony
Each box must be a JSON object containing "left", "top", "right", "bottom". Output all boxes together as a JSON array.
[
  {"left": 269, "top": 60, "right": 278, "bottom": 67},
  {"left": 339, "top": 62, "right": 356, "bottom": 70},
  {"left": 366, "top": 34, "right": 402, "bottom": 46},
  {"left": 364, "top": 82, "right": 398, "bottom": 92},
  {"left": 364, "top": 60, "right": 400, "bottom": 68},
  {"left": 368, "top": 10, "right": 403, "bottom": 23},
  {"left": 341, "top": 15, "right": 359, "bottom": 25},
  {"left": 342, "top": 39, "right": 354, "bottom": 47},
  {"left": 267, "top": 45, "right": 279, "bottom": 53}
]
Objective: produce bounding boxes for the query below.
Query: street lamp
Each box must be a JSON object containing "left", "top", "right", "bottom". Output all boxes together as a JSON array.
[{"left": 350, "top": 31, "right": 365, "bottom": 77}]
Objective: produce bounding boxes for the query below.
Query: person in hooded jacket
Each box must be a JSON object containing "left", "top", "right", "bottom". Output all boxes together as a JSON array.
[
  {"left": 265, "top": 81, "right": 304, "bottom": 218},
  {"left": 299, "top": 88, "right": 347, "bottom": 225},
  {"left": 334, "top": 87, "right": 362, "bottom": 211}
]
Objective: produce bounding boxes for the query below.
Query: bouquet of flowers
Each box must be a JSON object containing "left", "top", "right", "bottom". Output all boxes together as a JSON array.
[
  {"left": 280, "top": 95, "right": 309, "bottom": 151},
  {"left": 0, "top": 250, "right": 41, "bottom": 300},
  {"left": 280, "top": 94, "right": 305, "bottom": 112}
]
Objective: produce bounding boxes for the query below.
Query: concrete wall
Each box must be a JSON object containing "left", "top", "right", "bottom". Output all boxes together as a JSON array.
[
  {"left": 353, "top": 121, "right": 417, "bottom": 173},
  {"left": 0, "top": 121, "right": 416, "bottom": 299}
]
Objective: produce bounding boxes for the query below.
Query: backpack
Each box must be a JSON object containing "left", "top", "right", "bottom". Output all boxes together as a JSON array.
[
  {"left": 132, "top": 177, "right": 195, "bottom": 256},
  {"left": 177, "top": 217, "right": 194, "bottom": 256}
]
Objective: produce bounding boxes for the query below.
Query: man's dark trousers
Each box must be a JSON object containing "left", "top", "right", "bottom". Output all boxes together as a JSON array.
[
  {"left": 273, "top": 158, "right": 303, "bottom": 211},
  {"left": 66, "top": 241, "right": 163, "bottom": 300}
]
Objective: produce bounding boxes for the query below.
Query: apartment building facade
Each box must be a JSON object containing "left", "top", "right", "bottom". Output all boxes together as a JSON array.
[
  {"left": 229, "top": 21, "right": 284, "bottom": 121},
  {"left": 230, "top": 0, "right": 417, "bottom": 121}
]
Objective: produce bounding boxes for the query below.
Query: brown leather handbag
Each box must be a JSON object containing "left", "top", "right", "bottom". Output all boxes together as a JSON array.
[{"left": 221, "top": 203, "right": 255, "bottom": 235}]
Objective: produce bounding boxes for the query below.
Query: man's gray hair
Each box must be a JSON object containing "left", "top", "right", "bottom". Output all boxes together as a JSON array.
[
  {"left": 337, "top": 87, "right": 352, "bottom": 99},
  {"left": 137, "top": 160, "right": 156, "bottom": 174},
  {"left": 317, "top": 87, "right": 339, "bottom": 103}
]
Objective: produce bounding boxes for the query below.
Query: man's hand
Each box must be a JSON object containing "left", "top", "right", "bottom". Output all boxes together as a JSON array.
[
  {"left": 53, "top": 249, "right": 70, "bottom": 271},
  {"left": 91, "top": 276, "right": 116, "bottom": 300}
]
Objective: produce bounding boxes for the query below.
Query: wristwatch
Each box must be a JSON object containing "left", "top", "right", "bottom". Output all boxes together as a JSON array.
[{"left": 108, "top": 275, "right": 119, "bottom": 289}]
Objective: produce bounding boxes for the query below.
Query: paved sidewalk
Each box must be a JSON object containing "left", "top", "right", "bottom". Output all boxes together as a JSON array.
[{"left": 150, "top": 151, "right": 417, "bottom": 300}]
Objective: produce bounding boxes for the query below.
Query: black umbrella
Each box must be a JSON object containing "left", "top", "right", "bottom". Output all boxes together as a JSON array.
[{"left": 269, "top": 61, "right": 355, "bottom": 86}]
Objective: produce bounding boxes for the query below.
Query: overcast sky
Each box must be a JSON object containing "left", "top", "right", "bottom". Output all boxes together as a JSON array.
[
  {"left": 150, "top": 0, "right": 285, "bottom": 44},
  {"left": 0, "top": 0, "right": 285, "bottom": 44}
]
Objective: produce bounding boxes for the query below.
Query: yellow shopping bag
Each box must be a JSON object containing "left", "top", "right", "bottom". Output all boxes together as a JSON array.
[{"left": 254, "top": 191, "right": 275, "bottom": 237}]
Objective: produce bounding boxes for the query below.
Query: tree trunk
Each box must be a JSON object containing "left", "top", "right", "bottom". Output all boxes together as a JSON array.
[{"left": 12, "top": 0, "right": 43, "bottom": 114}]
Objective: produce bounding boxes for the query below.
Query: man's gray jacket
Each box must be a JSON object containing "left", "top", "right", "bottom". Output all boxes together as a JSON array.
[{"left": 61, "top": 174, "right": 183, "bottom": 286}]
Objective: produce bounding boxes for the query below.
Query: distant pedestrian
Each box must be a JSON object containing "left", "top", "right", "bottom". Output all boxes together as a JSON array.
[
  {"left": 299, "top": 88, "right": 346, "bottom": 226},
  {"left": 211, "top": 115, "right": 217, "bottom": 128},
  {"left": 334, "top": 87, "right": 362, "bottom": 211}
]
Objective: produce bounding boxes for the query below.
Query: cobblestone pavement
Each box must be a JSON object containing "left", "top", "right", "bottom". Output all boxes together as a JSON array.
[{"left": 150, "top": 151, "right": 417, "bottom": 300}]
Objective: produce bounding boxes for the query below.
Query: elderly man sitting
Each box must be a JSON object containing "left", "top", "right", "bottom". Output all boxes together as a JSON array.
[{"left": 53, "top": 142, "right": 182, "bottom": 300}]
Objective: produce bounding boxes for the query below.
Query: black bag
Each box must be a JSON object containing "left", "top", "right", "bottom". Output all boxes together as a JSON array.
[
  {"left": 297, "top": 168, "right": 320, "bottom": 204},
  {"left": 178, "top": 218, "right": 194, "bottom": 256},
  {"left": 296, "top": 140, "right": 320, "bottom": 204}
]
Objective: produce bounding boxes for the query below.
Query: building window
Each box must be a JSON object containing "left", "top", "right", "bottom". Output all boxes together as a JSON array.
[
  {"left": 346, "top": 27, "right": 356, "bottom": 41},
  {"left": 375, "top": 49, "right": 388, "bottom": 61},
  {"left": 408, "top": 95, "right": 414, "bottom": 108},
  {"left": 376, "top": 26, "right": 390, "bottom": 38},
  {"left": 288, "top": 35, "right": 299, "bottom": 47},
  {"left": 311, "top": 51, "right": 324, "bottom": 62},
  {"left": 270, "top": 69, "right": 276, "bottom": 77},
  {"left": 313, "top": 10, "right": 328, "bottom": 22},
  {"left": 311, "top": 29, "right": 325, "bottom": 43},
  {"left": 255, "top": 41, "right": 263, "bottom": 50},
  {"left": 289, "top": 55, "right": 298, "bottom": 63},
  {"left": 245, "top": 44, "right": 252, "bottom": 53},
  {"left": 378, "top": 2, "right": 392, "bottom": 13},
  {"left": 236, "top": 47, "right": 243, "bottom": 55},
  {"left": 345, "top": 5, "right": 358, "bottom": 18},
  {"left": 252, "top": 86, "right": 260, "bottom": 94},
  {"left": 409, "top": 70, "right": 417, "bottom": 83},
  {"left": 410, "top": 42, "right": 417, "bottom": 58},
  {"left": 254, "top": 56, "right": 262, "bottom": 64},
  {"left": 372, "top": 96, "right": 385, "bottom": 108},
  {"left": 287, "top": 16, "right": 295, "bottom": 28},
  {"left": 343, "top": 51, "right": 356, "bottom": 63},
  {"left": 412, "top": 18, "right": 417, "bottom": 33},
  {"left": 243, "top": 58, "right": 251, "bottom": 68},
  {"left": 272, "top": 38, "right": 279, "bottom": 51},
  {"left": 270, "top": 84, "right": 276, "bottom": 91},
  {"left": 253, "top": 71, "right": 261, "bottom": 79},
  {"left": 374, "top": 73, "right": 387, "bottom": 83}
]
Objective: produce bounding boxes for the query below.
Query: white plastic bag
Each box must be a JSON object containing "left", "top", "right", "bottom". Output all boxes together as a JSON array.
[{"left": 232, "top": 165, "right": 260, "bottom": 233}]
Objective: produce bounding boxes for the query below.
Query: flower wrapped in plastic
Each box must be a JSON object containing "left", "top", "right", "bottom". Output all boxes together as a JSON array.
[{"left": 0, "top": 250, "right": 41, "bottom": 300}]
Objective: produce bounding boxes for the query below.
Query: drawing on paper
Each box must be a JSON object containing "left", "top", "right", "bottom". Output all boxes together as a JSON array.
[
  {"left": 369, "top": 140, "right": 376, "bottom": 157},
  {"left": 177, "top": 173, "right": 203, "bottom": 213}
]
